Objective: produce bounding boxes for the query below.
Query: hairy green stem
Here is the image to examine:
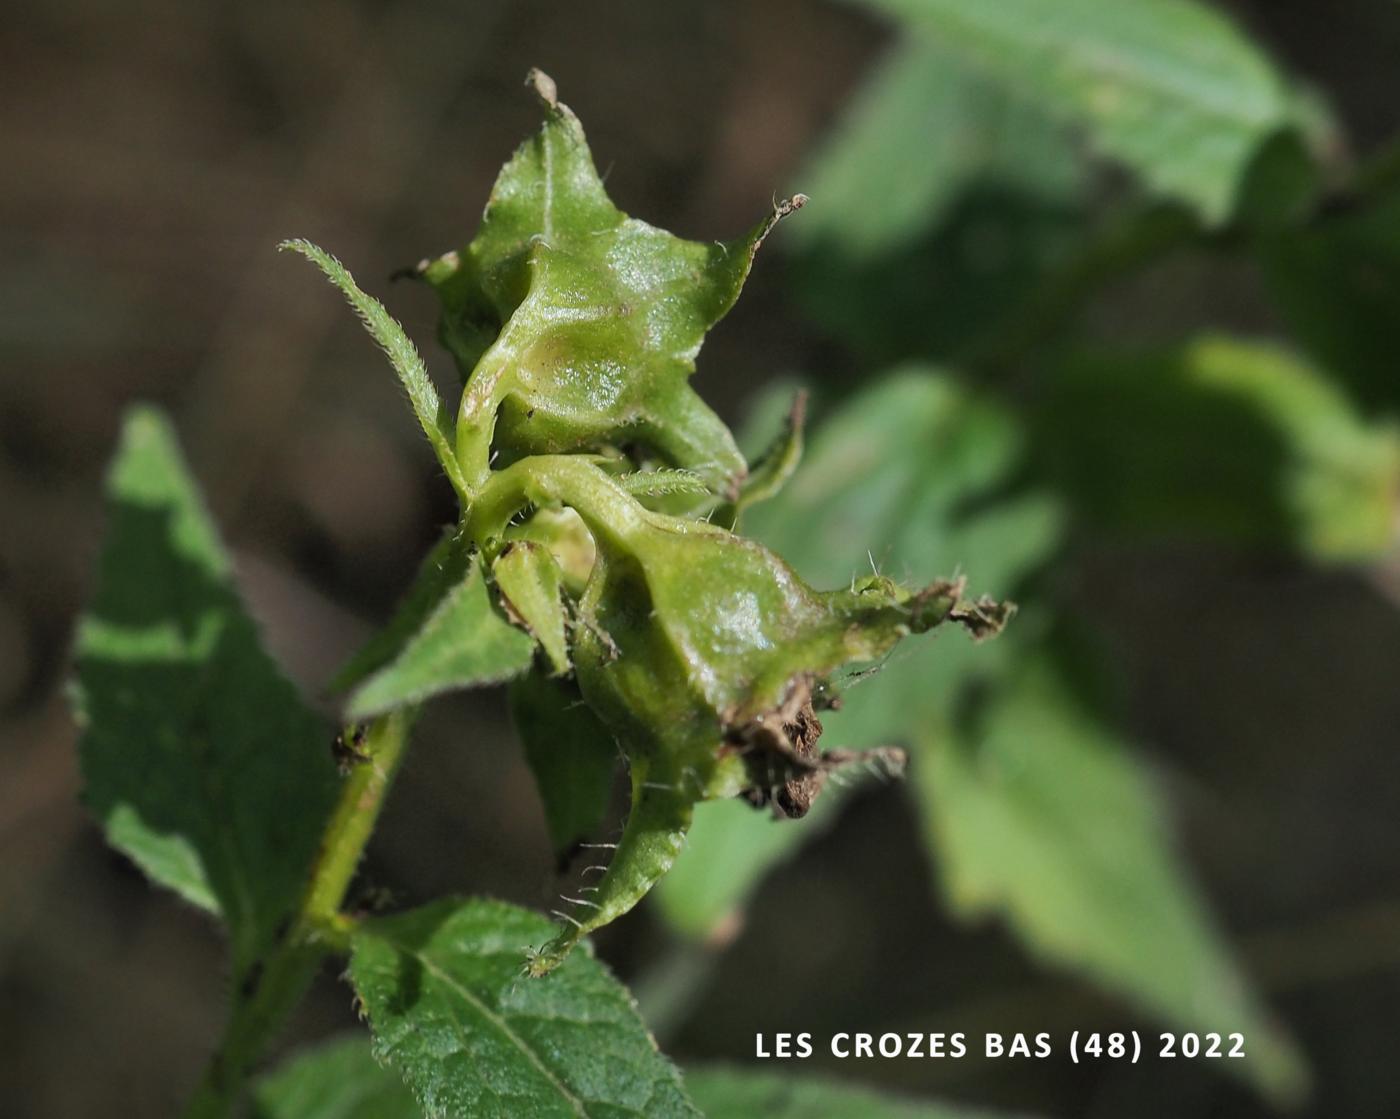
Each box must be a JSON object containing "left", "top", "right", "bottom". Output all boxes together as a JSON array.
[{"left": 181, "top": 710, "right": 413, "bottom": 1119}]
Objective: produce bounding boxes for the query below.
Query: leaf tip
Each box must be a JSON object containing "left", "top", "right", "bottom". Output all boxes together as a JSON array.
[
  {"left": 118, "top": 402, "right": 175, "bottom": 448},
  {"left": 749, "top": 193, "right": 809, "bottom": 257},
  {"left": 277, "top": 237, "right": 337, "bottom": 275}
]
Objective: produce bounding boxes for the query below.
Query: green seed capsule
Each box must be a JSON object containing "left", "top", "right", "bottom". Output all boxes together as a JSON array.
[
  {"left": 420, "top": 74, "right": 802, "bottom": 497},
  {"left": 472, "top": 455, "right": 1001, "bottom": 974}
]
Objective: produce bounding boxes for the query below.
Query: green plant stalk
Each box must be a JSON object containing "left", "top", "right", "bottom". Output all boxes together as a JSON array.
[
  {"left": 468, "top": 453, "right": 662, "bottom": 557},
  {"left": 181, "top": 710, "right": 414, "bottom": 1119}
]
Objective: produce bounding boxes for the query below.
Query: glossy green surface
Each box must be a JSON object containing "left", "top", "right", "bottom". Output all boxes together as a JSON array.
[
  {"left": 425, "top": 73, "right": 798, "bottom": 493},
  {"left": 469, "top": 453, "right": 979, "bottom": 971}
]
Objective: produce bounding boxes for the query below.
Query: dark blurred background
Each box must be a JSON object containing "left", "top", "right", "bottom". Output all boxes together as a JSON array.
[{"left": 4, "top": 1, "right": 1400, "bottom": 1116}]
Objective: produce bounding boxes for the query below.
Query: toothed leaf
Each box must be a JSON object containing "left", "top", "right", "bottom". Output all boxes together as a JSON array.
[
  {"left": 74, "top": 407, "right": 339, "bottom": 979},
  {"left": 1032, "top": 335, "right": 1400, "bottom": 561},
  {"left": 347, "top": 561, "right": 535, "bottom": 720},
  {"left": 855, "top": 0, "right": 1336, "bottom": 225},
  {"left": 348, "top": 898, "right": 698, "bottom": 1118}
]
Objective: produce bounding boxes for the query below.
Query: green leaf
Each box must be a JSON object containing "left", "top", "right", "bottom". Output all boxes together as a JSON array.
[
  {"left": 424, "top": 71, "right": 801, "bottom": 493},
  {"left": 793, "top": 38, "right": 1022, "bottom": 259},
  {"left": 789, "top": 38, "right": 1087, "bottom": 362},
  {"left": 791, "top": 36, "right": 1083, "bottom": 260},
  {"left": 1259, "top": 188, "right": 1400, "bottom": 414},
  {"left": 281, "top": 239, "right": 468, "bottom": 501},
  {"left": 686, "top": 1067, "right": 1020, "bottom": 1119},
  {"left": 510, "top": 671, "right": 619, "bottom": 862},
  {"left": 349, "top": 898, "right": 698, "bottom": 1118},
  {"left": 917, "top": 648, "right": 1306, "bottom": 1104},
  {"left": 253, "top": 1036, "right": 418, "bottom": 1119},
  {"left": 333, "top": 528, "right": 474, "bottom": 693},
  {"left": 492, "top": 540, "right": 570, "bottom": 676},
  {"left": 854, "top": 0, "right": 1331, "bottom": 225},
  {"left": 1032, "top": 335, "right": 1400, "bottom": 561},
  {"left": 73, "top": 407, "right": 340, "bottom": 977},
  {"left": 347, "top": 560, "right": 536, "bottom": 720}
]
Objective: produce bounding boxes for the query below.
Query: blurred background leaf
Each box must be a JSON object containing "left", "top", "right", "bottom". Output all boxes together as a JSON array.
[
  {"left": 788, "top": 37, "right": 1088, "bottom": 364},
  {"left": 672, "top": 368, "right": 1309, "bottom": 1101},
  {"left": 912, "top": 642, "right": 1305, "bottom": 1103},
  {"left": 1030, "top": 335, "right": 1400, "bottom": 560},
  {"left": 686, "top": 1066, "right": 1029, "bottom": 1118},
  {"left": 1259, "top": 184, "right": 1400, "bottom": 415},
  {"left": 254, "top": 1037, "right": 416, "bottom": 1119},
  {"left": 848, "top": 0, "right": 1337, "bottom": 225}
]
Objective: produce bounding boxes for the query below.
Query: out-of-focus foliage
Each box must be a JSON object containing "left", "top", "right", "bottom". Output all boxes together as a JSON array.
[
  {"left": 686, "top": 1067, "right": 1019, "bottom": 1119},
  {"left": 852, "top": 0, "right": 1334, "bottom": 224},
  {"left": 912, "top": 647, "right": 1304, "bottom": 1102},
  {"left": 789, "top": 38, "right": 1086, "bottom": 363},
  {"left": 1260, "top": 189, "right": 1400, "bottom": 414},
  {"left": 1032, "top": 335, "right": 1400, "bottom": 559},
  {"left": 678, "top": 371, "right": 1302, "bottom": 1099},
  {"left": 253, "top": 1038, "right": 416, "bottom": 1119}
]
